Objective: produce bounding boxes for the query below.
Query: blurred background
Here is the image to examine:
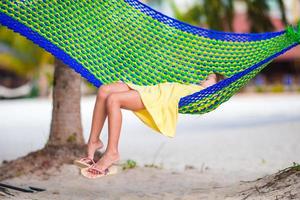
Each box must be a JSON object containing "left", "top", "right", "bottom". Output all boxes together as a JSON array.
[
  {"left": 1, "top": 0, "right": 300, "bottom": 99},
  {"left": 1, "top": 0, "right": 300, "bottom": 187}
]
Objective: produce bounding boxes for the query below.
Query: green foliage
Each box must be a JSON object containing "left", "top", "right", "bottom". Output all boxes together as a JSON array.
[
  {"left": 245, "top": 0, "right": 274, "bottom": 32},
  {"left": 0, "top": 26, "right": 53, "bottom": 78},
  {"left": 170, "top": 1, "right": 204, "bottom": 27},
  {"left": 67, "top": 133, "right": 77, "bottom": 143},
  {"left": 170, "top": 0, "right": 234, "bottom": 31},
  {"left": 203, "top": 0, "right": 234, "bottom": 31},
  {"left": 255, "top": 86, "right": 265, "bottom": 93},
  {"left": 122, "top": 159, "right": 137, "bottom": 170},
  {"left": 144, "top": 0, "right": 163, "bottom": 6},
  {"left": 169, "top": 0, "right": 287, "bottom": 33},
  {"left": 271, "top": 84, "right": 284, "bottom": 93},
  {"left": 291, "top": 162, "right": 300, "bottom": 171},
  {"left": 277, "top": 0, "right": 287, "bottom": 26},
  {"left": 28, "top": 79, "right": 39, "bottom": 98}
]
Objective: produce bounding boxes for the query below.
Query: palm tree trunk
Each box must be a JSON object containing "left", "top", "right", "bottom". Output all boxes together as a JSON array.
[
  {"left": 245, "top": 0, "right": 274, "bottom": 32},
  {"left": 47, "top": 58, "right": 84, "bottom": 145},
  {"left": 277, "top": 0, "right": 288, "bottom": 26}
]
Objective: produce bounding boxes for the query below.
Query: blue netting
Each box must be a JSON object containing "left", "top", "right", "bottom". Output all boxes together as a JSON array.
[
  {"left": 125, "top": 0, "right": 285, "bottom": 42},
  {"left": 0, "top": 13, "right": 103, "bottom": 88},
  {"left": 179, "top": 42, "right": 299, "bottom": 107}
]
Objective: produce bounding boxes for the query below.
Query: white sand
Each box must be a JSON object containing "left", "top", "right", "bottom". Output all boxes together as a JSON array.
[
  {"left": 0, "top": 164, "right": 257, "bottom": 200},
  {"left": 1, "top": 94, "right": 300, "bottom": 179},
  {"left": 2, "top": 163, "right": 299, "bottom": 200},
  {"left": 0, "top": 94, "right": 300, "bottom": 199}
]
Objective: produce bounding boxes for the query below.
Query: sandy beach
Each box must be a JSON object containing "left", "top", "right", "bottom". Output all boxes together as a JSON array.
[
  {"left": 1, "top": 163, "right": 299, "bottom": 200},
  {"left": 0, "top": 94, "right": 300, "bottom": 199},
  {"left": 1, "top": 164, "right": 241, "bottom": 200}
]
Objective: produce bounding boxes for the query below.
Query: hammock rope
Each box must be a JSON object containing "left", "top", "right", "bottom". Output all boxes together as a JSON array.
[
  {"left": 287, "top": 21, "right": 300, "bottom": 43},
  {"left": 0, "top": 0, "right": 299, "bottom": 114}
]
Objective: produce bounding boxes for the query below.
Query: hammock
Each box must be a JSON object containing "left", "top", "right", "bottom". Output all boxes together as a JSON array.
[{"left": 0, "top": 0, "right": 299, "bottom": 114}]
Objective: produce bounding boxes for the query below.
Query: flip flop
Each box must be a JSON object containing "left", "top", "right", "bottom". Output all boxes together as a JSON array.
[
  {"left": 74, "top": 142, "right": 105, "bottom": 168},
  {"left": 81, "top": 163, "right": 119, "bottom": 179},
  {"left": 73, "top": 157, "right": 95, "bottom": 168}
]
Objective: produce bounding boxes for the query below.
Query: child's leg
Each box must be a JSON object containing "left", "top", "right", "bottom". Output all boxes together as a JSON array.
[
  {"left": 93, "top": 90, "right": 145, "bottom": 172},
  {"left": 86, "top": 82, "right": 130, "bottom": 159}
]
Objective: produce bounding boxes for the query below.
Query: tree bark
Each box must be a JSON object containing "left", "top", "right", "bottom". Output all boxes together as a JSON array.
[{"left": 47, "top": 58, "right": 84, "bottom": 145}]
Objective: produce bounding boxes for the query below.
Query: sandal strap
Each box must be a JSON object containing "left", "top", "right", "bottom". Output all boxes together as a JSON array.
[
  {"left": 88, "top": 164, "right": 109, "bottom": 175},
  {"left": 79, "top": 157, "right": 95, "bottom": 165}
]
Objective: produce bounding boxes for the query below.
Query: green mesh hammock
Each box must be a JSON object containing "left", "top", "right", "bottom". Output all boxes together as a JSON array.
[{"left": 1, "top": 0, "right": 299, "bottom": 114}]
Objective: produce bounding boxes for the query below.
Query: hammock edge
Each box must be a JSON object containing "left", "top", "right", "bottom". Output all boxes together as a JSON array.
[{"left": 0, "top": 13, "right": 103, "bottom": 89}]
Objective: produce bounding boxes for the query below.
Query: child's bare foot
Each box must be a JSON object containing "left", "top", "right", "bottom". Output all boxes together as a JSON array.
[
  {"left": 87, "top": 139, "right": 104, "bottom": 159},
  {"left": 89, "top": 151, "right": 120, "bottom": 174},
  {"left": 73, "top": 140, "right": 104, "bottom": 168}
]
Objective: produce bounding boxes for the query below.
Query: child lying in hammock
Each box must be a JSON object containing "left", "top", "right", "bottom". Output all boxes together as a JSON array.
[{"left": 75, "top": 73, "right": 226, "bottom": 178}]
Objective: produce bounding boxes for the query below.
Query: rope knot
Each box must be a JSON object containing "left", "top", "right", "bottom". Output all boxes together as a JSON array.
[{"left": 286, "top": 21, "right": 300, "bottom": 43}]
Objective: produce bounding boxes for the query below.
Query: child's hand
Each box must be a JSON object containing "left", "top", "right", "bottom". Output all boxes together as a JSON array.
[{"left": 199, "top": 74, "right": 217, "bottom": 88}]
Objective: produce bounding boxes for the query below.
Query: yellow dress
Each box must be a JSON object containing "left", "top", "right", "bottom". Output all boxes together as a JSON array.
[{"left": 124, "top": 81, "right": 204, "bottom": 138}]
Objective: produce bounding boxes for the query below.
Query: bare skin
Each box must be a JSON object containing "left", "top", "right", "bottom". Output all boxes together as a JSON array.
[
  {"left": 86, "top": 82, "right": 136, "bottom": 159},
  {"left": 84, "top": 74, "right": 219, "bottom": 175},
  {"left": 86, "top": 81, "right": 145, "bottom": 173}
]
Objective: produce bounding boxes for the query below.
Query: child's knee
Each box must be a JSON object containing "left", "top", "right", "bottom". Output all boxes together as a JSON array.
[
  {"left": 97, "top": 85, "right": 110, "bottom": 99},
  {"left": 106, "top": 93, "right": 120, "bottom": 108}
]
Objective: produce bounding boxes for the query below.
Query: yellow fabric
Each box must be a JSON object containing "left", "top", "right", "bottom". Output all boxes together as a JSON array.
[{"left": 125, "top": 82, "right": 204, "bottom": 138}]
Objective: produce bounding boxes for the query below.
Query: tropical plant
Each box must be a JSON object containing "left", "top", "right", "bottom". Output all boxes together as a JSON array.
[
  {"left": 0, "top": 26, "right": 53, "bottom": 79},
  {"left": 166, "top": 0, "right": 288, "bottom": 33},
  {"left": 0, "top": 21, "right": 85, "bottom": 150},
  {"left": 170, "top": 1, "right": 204, "bottom": 27},
  {"left": 245, "top": 0, "right": 274, "bottom": 32},
  {"left": 277, "top": 0, "right": 288, "bottom": 26},
  {"left": 203, "top": 0, "right": 234, "bottom": 31},
  {"left": 169, "top": 0, "right": 234, "bottom": 31}
]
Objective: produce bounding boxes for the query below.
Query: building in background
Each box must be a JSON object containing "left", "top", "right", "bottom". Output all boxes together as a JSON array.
[{"left": 232, "top": 0, "right": 300, "bottom": 92}]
